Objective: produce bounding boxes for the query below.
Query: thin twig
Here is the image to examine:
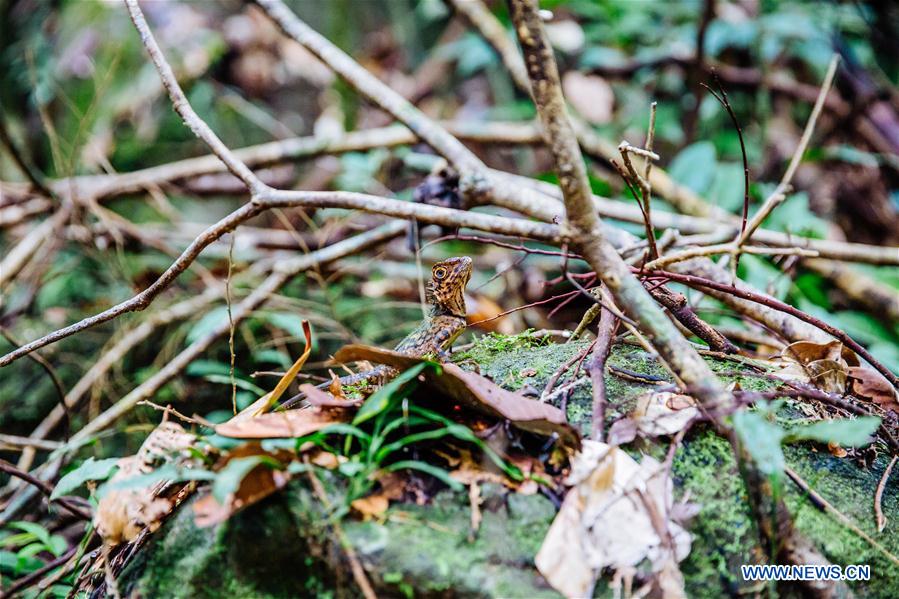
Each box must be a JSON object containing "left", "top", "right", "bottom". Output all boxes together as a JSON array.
[
  {"left": 875, "top": 456, "right": 898, "bottom": 533},
  {"left": 736, "top": 55, "right": 840, "bottom": 247},
  {"left": 785, "top": 466, "right": 899, "bottom": 567},
  {"left": 0, "top": 459, "right": 91, "bottom": 520},
  {"left": 643, "top": 269, "right": 899, "bottom": 389},
  {"left": 125, "top": 0, "right": 267, "bottom": 195},
  {"left": 587, "top": 292, "right": 618, "bottom": 441},
  {"left": 0, "top": 192, "right": 561, "bottom": 367}
]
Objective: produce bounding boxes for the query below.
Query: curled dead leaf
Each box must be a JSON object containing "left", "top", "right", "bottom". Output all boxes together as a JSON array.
[
  {"left": 776, "top": 340, "right": 854, "bottom": 393},
  {"left": 94, "top": 422, "right": 197, "bottom": 545},
  {"left": 632, "top": 392, "right": 699, "bottom": 437},
  {"left": 849, "top": 367, "right": 899, "bottom": 413},
  {"left": 350, "top": 494, "right": 389, "bottom": 520},
  {"left": 333, "top": 344, "right": 579, "bottom": 450},
  {"left": 215, "top": 405, "right": 352, "bottom": 439},
  {"left": 535, "top": 441, "right": 691, "bottom": 598}
]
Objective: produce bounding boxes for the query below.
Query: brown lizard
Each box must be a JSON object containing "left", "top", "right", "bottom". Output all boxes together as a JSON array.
[{"left": 281, "top": 256, "right": 472, "bottom": 407}]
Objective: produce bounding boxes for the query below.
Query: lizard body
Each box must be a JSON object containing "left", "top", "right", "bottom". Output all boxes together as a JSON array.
[
  {"left": 393, "top": 256, "right": 471, "bottom": 358},
  {"left": 281, "top": 256, "right": 472, "bottom": 407}
]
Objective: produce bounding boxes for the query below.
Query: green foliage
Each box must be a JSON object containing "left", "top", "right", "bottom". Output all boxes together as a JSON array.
[
  {"left": 668, "top": 141, "right": 717, "bottom": 194},
  {"left": 733, "top": 402, "right": 786, "bottom": 479},
  {"left": 51, "top": 457, "right": 120, "bottom": 500},
  {"left": 291, "top": 363, "right": 521, "bottom": 510},
  {"left": 785, "top": 416, "right": 881, "bottom": 446},
  {"left": 734, "top": 400, "right": 881, "bottom": 482}
]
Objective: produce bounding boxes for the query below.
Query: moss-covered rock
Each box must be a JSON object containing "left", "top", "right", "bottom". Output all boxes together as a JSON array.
[{"left": 115, "top": 334, "right": 899, "bottom": 598}]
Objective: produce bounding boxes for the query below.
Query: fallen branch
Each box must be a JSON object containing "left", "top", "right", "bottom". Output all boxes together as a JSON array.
[{"left": 644, "top": 269, "right": 899, "bottom": 389}]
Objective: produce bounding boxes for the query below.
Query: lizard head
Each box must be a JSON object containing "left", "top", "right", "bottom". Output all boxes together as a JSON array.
[{"left": 428, "top": 256, "right": 472, "bottom": 317}]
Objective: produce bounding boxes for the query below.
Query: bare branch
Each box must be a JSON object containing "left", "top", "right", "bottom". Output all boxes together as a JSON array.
[
  {"left": 507, "top": 0, "right": 733, "bottom": 415},
  {"left": 124, "top": 0, "right": 268, "bottom": 196},
  {"left": 736, "top": 55, "right": 840, "bottom": 247},
  {"left": 256, "top": 0, "right": 483, "bottom": 174}
]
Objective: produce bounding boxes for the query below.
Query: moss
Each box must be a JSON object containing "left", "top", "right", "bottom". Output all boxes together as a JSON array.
[{"left": 116, "top": 334, "right": 899, "bottom": 597}]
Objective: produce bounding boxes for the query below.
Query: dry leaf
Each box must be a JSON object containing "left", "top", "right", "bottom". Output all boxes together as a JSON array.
[
  {"left": 776, "top": 340, "right": 854, "bottom": 393},
  {"left": 562, "top": 71, "right": 614, "bottom": 125},
  {"left": 333, "top": 344, "right": 580, "bottom": 450},
  {"left": 193, "top": 444, "right": 290, "bottom": 527},
  {"left": 350, "top": 494, "right": 389, "bottom": 520},
  {"left": 215, "top": 405, "right": 351, "bottom": 439},
  {"left": 301, "top": 383, "right": 361, "bottom": 408},
  {"left": 633, "top": 392, "right": 699, "bottom": 437},
  {"left": 806, "top": 359, "right": 848, "bottom": 394},
  {"left": 94, "top": 422, "right": 196, "bottom": 545},
  {"left": 329, "top": 370, "right": 347, "bottom": 398},
  {"left": 226, "top": 320, "right": 313, "bottom": 423},
  {"left": 849, "top": 367, "right": 899, "bottom": 413},
  {"left": 607, "top": 418, "right": 638, "bottom": 445},
  {"left": 535, "top": 441, "right": 691, "bottom": 598},
  {"left": 467, "top": 294, "right": 513, "bottom": 334}
]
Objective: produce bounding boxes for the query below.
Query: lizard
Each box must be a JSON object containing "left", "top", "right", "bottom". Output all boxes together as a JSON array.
[{"left": 280, "top": 256, "right": 472, "bottom": 407}]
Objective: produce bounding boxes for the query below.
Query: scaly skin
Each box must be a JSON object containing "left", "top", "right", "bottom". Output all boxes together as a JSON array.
[
  {"left": 393, "top": 256, "right": 472, "bottom": 358},
  {"left": 282, "top": 257, "right": 472, "bottom": 406}
]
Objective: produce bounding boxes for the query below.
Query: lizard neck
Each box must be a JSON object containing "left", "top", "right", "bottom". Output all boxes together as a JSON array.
[{"left": 428, "top": 301, "right": 464, "bottom": 319}]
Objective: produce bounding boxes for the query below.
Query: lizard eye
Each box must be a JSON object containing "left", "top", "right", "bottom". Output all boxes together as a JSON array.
[{"left": 433, "top": 266, "right": 448, "bottom": 280}]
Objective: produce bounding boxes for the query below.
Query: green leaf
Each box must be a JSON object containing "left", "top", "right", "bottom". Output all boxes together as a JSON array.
[
  {"left": 668, "top": 141, "right": 717, "bottom": 194},
  {"left": 0, "top": 549, "right": 43, "bottom": 576},
  {"left": 733, "top": 409, "right": 785, "bottom": 478},
  {"left": 186, "top": 360, "right": 233, "bottom": 377},
  {"left": 353, "top": 363, "right": 432, "bottom": 425},
  {"left": 787, "top": 417, "right": 881, "bottom": 447},
  {"left": 51, "top": 457, "right": 120, "bottom": 500},
  {"left": 202, "top": 374, "right": 266, "bottom": 396},
  {"left": 186, "top": 307, "right": 229, "bottom": 345},
  {"left": 211, "top": 456, "right": 280, "bottom": 504},
  {"left": 8, "top": 522, "right": 52, "bottom": 549},
  {"left": 385, "top": 460, "right": 464, "bottom": 492},
  {"left": 707, "top": 162, "right": 746, "bottom": 214}
]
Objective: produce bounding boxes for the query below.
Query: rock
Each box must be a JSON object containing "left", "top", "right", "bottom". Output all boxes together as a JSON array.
[{"left": 112, "top": 333, "right": 899, "bottom": 597}]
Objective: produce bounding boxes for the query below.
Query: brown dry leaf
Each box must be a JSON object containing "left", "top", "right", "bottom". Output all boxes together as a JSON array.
[
  {"left": 301, "top": 383, "right": 361, "bottom": 408},
  {"left": 535, "top": 441, "right": 691, "bottom": 598},
  {"left": 350, "top": 494, "right": 390, "bottom": 520},
  {"left": 329, "top": 370, "right": 347, "bottom": 399},
  {"left": 193, "top": 444, "right": 290, "bottom": 527},
  {"left": 467, "top": 294, "right": 513, "bottom": 334},
  {"left": 333, "top": 344, "right": 579, "bottom": 450},
  {"left": 807, "top": 358, "right": 848, "bottom": 394},
  {"left": 784, "top": 340, "right": 858, "bottom": 366},
  {"left": 632, "top": 392, "right": 699, "bottom": 437},
  {"left": 776, "top": 340, "right": 853, "bottom": 393},
  {"left": 94, "top": 422, "right": 197, "bottom": 545},
  {"left": 562, "top": 71, "right": 614, "bottom": 125},
  {"left": 607, "top": 418, "right": 638, "bottom": 445},
  {"left": 849, "top": 367, "right": 899, "bottom": 412},
  {"left": 226, "top": 320, "right": 313, "bottom": 423},
  {"left": 215, "top": 405, "right": 351, "bottom": 439}
]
